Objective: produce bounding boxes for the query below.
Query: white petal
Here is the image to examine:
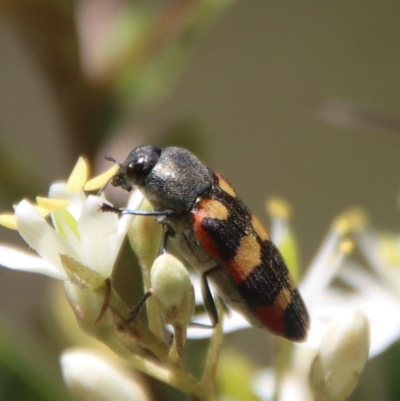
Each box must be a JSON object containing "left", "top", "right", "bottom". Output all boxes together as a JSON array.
[
  {"left": 356, "top": 229, "right": 400, "bottom": 289},
  {"left": 368, "top": 319, "right": 400, "bottom": 357},
  {"left": 115, "top": 190, "right": 144, "bottom": 249},
  {"left": 0, "top": 244, "right": 67, "bottom": 279},
  {"left": 60, "top": 349, "right": 149, "bottom": 401},
  {"left": 270, "top": 216, "right": 288, "bottom": 246},
  {"left": 305, "top": 284, "right": 400, "bottom": 358},
  {"left": 77, "top": 196, "right": 120, "bottom": 277},
  {"left": 253, "top": 368, "right": 312, "bottom": 401},
  {"left": 15, "top": 200, "right": 79, "bottom": 273},
  {"left": 364, "top": 302, "right": 400, "bottom": 357},
  {"left": 340, "top": 261, "right": 397, "bottom": 301},
  {"left": 52, "top": 208, "right": 82, "bottom": 253},
  {"left": 355, "top": 229, "right": 385, "bottom": 275},
  {"left": 252, "top": 368, "right": 276, "bottom": 401},
  {"left": 48, "top": 183, "right": 84, "bottom": 251},
  {"left": 341, "top": 262, "right": 400, "bottom": 349},
  {"left": 300, "top": 226, "right": 346, "bottom": 303},
  {"left": 49, "top": 182, "right": 86, "bottom": 220}
]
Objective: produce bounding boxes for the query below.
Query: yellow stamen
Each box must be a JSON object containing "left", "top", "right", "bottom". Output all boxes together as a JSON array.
[
  {"left": 67, "top": 156, "right": 89, "bottom": 193},
  {"left": 0, "top": 214, "right": 18, "bottom": 230},
  {"left": 334, "top": 217, "right": 351, "bottom": 234},
  {"left": 36, "top": 197, "right": 70, "bottom": 211},
  {"left": 346, "top": 208, "right": 368, "bottom": 231},
  {"left": 334, "top": 208, "right": 367, "bottom": 234},
  {"left": 266, "top": 197, "right": 291, "bottom": 219},
  {"left": 84, "top": 164, "right": 119, "bottom": 191},
  {"left": 339, "top": 239, "right": 354, "bottom": 255},
  {"left": 34, "top": 206, "right": 51, "bottom": 217},
  {"left": 1, "top": 203, "right": 51, "bottom": 230}
]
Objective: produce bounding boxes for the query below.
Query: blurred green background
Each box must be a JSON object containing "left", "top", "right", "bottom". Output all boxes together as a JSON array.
[{"left": 0, "top": 1, "right": 399, "bottom": 400}]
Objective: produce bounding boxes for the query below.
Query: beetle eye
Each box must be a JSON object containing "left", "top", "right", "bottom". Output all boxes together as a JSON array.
[{"left": 126, "top": 156, "right": 147, "bottom": 178}]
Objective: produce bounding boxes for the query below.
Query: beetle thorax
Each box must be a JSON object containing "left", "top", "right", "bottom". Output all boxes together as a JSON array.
[{"left": 143, "top": 147, "right": 212, "bottom": 214}]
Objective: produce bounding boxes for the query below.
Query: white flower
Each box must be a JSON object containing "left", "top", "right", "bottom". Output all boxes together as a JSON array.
[
  {"left": 61, "top": 348, "right": 150, "bottom": 401},
  {"left": 0, "top": 158, "right": 143, "bottom": 281},
  {"left": 249, "top": 206, "right": 400, "bottom": 401},
  {"left": 336, "top": 223, "right": 400, "bottom": 357},
  {"left": 302, "top": 211, "right": 400, "bottom": 358}
]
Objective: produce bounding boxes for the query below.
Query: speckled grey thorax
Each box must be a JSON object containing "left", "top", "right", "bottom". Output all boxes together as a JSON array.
[{"left": 144, "top": 147, "right": 212, "bottom": 214}]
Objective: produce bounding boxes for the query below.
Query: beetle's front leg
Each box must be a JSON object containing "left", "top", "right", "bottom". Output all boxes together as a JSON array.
[{"left": 101, "top": 203, "right": 174, "bottom": 217}]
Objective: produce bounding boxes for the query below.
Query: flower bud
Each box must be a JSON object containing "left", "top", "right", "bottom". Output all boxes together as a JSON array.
[
  {"left": 151, "top": 254, "right": 195, "bottom": 327},
  {"left": 309, "top": 309, "right": 370, "bottom": 401},
  {"left": 151, "top": 254, "right": 195, "bottom": 358}
]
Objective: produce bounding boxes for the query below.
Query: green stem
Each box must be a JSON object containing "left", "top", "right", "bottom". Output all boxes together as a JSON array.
[{"left": 201, "top": 297, "right": 225, "bottom": 393}]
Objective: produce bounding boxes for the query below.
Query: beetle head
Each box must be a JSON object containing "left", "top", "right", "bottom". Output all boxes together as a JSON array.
[{"left": 108, "top": 145, "right": 161, "bottom": 192}]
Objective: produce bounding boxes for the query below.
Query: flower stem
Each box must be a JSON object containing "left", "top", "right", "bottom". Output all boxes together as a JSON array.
[{"left": 201, "top": 297, "right": 225, "bottom": 392}]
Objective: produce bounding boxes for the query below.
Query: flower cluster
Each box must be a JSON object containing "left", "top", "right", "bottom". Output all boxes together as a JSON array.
[
  {"left": 0, "top": 158, "right": 220, "bottom": 401},
  {"left": 1, "top": 156, "right": 397, "bottom": 401}
]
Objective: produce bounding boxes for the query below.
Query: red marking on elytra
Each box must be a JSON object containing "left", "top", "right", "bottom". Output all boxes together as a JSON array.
[
  {"left": 193, "top": 212, "right": 248, "bottom": 285},
  {"left": 254, "top": 304, "right": 286, "bottom": 337},
  {"left": 193, "top": 210, "right": 221, "bottom": 262}
]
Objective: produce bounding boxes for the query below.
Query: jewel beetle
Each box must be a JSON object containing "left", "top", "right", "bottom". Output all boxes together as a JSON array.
[{"left": 102, "top": 145, "right": 309, "bottom": 342}]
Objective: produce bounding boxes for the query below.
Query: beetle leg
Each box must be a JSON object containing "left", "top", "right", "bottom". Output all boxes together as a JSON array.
[
  {"left": 200, "top": 265, "right": 220, "bottom": 327},
  {"left": 159, "top": 226, "right": 174, "bottom": 255},
  {"left": 128, "top": 290, "right": 153, "bottom": 322},
  {"left": 101, "top": 203, "right": 174, "bottom": 217}
]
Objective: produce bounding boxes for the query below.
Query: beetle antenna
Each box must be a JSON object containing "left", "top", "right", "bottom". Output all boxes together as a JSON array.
[
  {"left": 105, "top": 155, "right": 122, "bottom": 166},
  {"left": 97, "top": 155, "right": 122, "bottom": 196}
]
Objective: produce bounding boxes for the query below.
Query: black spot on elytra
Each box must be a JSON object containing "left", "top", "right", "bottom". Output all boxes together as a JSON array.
[
  {"left": 283, "top": 291, "right": 309, "bottom": 341},
  {"left": 238, "top": 240, "right": 290, "bottom": 307}
]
